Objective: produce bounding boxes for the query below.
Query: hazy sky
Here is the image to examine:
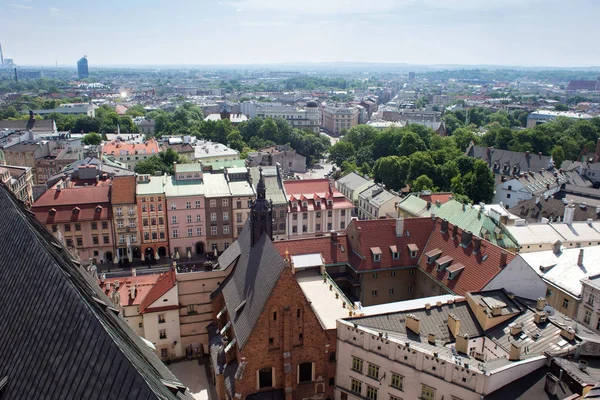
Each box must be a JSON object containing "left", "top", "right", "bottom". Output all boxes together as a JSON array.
[{"left": 2, "top": 0, "right": 599, "bottom": 67}]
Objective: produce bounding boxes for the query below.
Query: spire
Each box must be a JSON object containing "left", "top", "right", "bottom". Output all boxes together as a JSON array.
[
  {"left": 257, "top": 167, "right": 266, "bottom": 200},
  {"left": 250, "top": 167, "right": 273, "bottom": 246}
]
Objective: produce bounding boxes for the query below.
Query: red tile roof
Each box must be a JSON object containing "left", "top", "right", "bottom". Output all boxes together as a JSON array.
[
  {"left": 284, "top": 179, "right": 353, "bottom": 211},
  {"left": 102, "top": 139, "right": 160, "bottom": 156},
  {"left": 420, "top": 192, "right": 453, "bottom": 205},
  {"left": 139, "top": 268, "right": 177, "bottom": 313},
  {"left": 418, "top": 219, "right": 516, "bottom": 296},
  {"left": 346, "top": 218, "right": 435, "bottom": 271},
  {"left": 34, "top": 204, "right": 110, "bottom": 224},
  {"left": 33, "top": 186, "right": 110, "bottom": 207},
  {"left": 101, "top": 273, "right": 161, "bottom": 307},
  {"left": 32, "top": 187, "right": 112, "bottom": 224},
  {"left": 111, "top": 175, "right": 136, "bottom": 204},
  {"left": 273, "top": 234, "right": 349, "bottom": 265}
]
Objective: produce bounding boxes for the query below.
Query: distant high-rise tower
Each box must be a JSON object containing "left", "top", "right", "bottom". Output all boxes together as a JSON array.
[
  {"left": 77, "top": 56, "right": 89, "bottom": 79},
  {"left": 0, "top": 42, "right": 4, "bottom": 67}
]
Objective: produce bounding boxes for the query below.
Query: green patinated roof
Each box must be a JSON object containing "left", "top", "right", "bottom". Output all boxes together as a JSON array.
[
  {"left": 164, "top": 176, "right": 205, "bottom": 197},
  {"left": 397, "top": 194, "right": 432, "bottom": 217},
  {"left": 204, "top": 159, "right": 246, "bottom": 171}
]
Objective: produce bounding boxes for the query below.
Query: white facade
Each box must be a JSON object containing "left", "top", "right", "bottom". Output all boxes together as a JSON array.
[
  {"left": 142, "top": 285, "right": 183, "bottom": 360},
  {"left": 286, "top": 207, "right": 352, "bottom": 239},
  {"left": 494, "top": 178, "right": 561, "bottom": 209},
  {"left": 483, "top": 257, "right": 547, "bottom": 300},
  {"left": 357, "top": 185, "right": 401, "bottom": 220},
  {"left": 255, "top": 104, "right": 320, "bottom": 133},
  {"left": 576, "top": 277, "right": 600, "bottom": 332},
  {"left": 33, "top": 103, "right": 97, "bottom": 117}
]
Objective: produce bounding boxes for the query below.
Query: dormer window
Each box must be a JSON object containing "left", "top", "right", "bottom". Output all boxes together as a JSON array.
[
  {"left": 512, "top": 166, "right": 519, "bottom": 174},
  {"left": 371, "top": 247, "right": 382, "bottom": 262},
  {"left": 49, "top": 208, "right": 56, "bottom": 216},
  {"left": 327, "top": 200, "right": 333, "bottom": 206},
  {"left": 407, "top": 244, "right": 418, "bottom": 258},
  {"left": 72, "top": 207, "right": 80, "bottom": 215},
  {"left": 95, "top": 205, "right": 102, "bottom": 213},
  {"left": 292, "top": 202, "right": 298, "bottom": 209},
  {"left": 503, "top": 164, "right": 509, "bottom": 173},
  {"left": 316, "top": 201, "right": 321, "bottom": 207},
  {"left": 425, "top": 249, "right": 442, "bottom": 264},
  {"left": 390, "top": 245, "right": 399, "bottom": 259},
  {"left": 436, "top": 255, "right": 453, "bottom": 271},
  {"left": 447, "top": 264, "right": 465, "bottom": 280},
  {"left": 302, "top": 201, "right": 308, "bottom": 208},
  {"left": 493, "top": 163, "right": 499, "bottom": 170}
]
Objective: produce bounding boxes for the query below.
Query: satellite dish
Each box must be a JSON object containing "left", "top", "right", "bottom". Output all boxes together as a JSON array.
[{"left": 543, "top": 305, "right": 556, "bottom": 316}]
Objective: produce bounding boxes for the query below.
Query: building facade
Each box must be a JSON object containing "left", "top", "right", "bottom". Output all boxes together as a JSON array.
[
  {"left": 111, "top": 175, "right": 140, "bottom": 264},
  {"left": 357, "top": 184, "right": 401, "bottom": 220},
  {"left": 204, "top": 173, "right": 234, "bottom": 253},
  {"left": 254, "top": 102, "right": 320, "bottom": 133},
  {"left": 136, "top": 174, "right": 169, "bottom": 261},
  {"left": 0, "top": 165, "right": 33, "bottom": 205},
  {"left": 322, "top": 104, "right": 359, "bottom": 135},
  {"left": 102, "top": 139, "right": 160, "bottom": 171}
]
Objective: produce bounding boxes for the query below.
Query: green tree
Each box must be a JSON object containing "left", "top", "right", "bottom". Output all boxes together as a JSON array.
[
  {"left": 554, "top": 103, "right": 569, "bottom": 111},
  {"left": 82, "top": 132, "right": 102, "bottom": 145},
  {"left": 329, "top": 141, "right": 356, "bottom": 166},
  {"left": 551, "top": 146, "right": 566, "bottom": 169},
  {"left": 398, "top": 131, "right": 427, "bottom": 157},
  {"left": 226, "top": 129, "right": 246, "bottom": 151},
  {"left": 451, "top": 127, "right": 477, "bottom": 151},
  {"left": 411, "top": 175, "right": 437, "bottom": 193},
  {"left": 372, "top": 156, "right": 410, "bottom": 191},
  {"left": 462, "top": 159, "right": 495, "bottom": 203}
]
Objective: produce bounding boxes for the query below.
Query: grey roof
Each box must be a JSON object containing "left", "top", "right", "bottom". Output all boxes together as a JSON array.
[
  {"left": 336, "top": 172, "right": 371, "bottom": 191},
  {"left": 564, "top": 184, "right": 600, "bottom": 198},
  {"left": 249, "top": 167, "right": 287, "bottom": 205},
  {"left": 203, "top": 173, "right": 231, "bottom": 197},
  {"left": 350, "top": 300, "right": 484, "bottom": 343},
  {"left": 47, "top": 156, "right": 134, "bottom": 187},
  {"left": 218, "top": 222, "right": 286, "bottom": 349},
  {"left": 0, "top": 119, "right": 55, "bottom": 132},
  {"left": 0, "top": 183, "right": 192, "bottom": 400},
  {"left": 467, "top": 145, "right": 553, "bottom": 174},
  {"left": 513, "top": 197, "right": 600, "bottom": 223},
  {"left": 484, "top": 366, "right": 574, "bottom": 400}
]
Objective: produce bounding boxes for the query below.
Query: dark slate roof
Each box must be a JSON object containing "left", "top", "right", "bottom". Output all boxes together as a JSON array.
[
  {"left": 566, "top": 80, "right": 600, "bottom": 91},
  {"left": 466, "top": 145, "right": 553, "bottom": 175},
  {"left": 0, "top": 183, "right": 192, "bottom": 400},
  {"left": 219, "top": 222, "right": 286, "bottom": 349},
  {"left": 514, "top": 197, "right": 600, "bottom": 223},
  {"left": 484, "top": 366, "right": 574, "bottom": 399},
  {"left": 350, "top": 300, "right": 484, "bottom": 343}
]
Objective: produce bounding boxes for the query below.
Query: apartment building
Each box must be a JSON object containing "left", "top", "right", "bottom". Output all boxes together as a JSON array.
[
  {"left": 284, "top": 179, "right": 354, "bottom": 239},
  {"left": 3, "top": 140, "right": 56, "bottom": 184},
  {"left": 336, "top": 171, "right": 375, "bottom": 205},
  {"left": 577, "top": 274, "right": 600, "bottom": 333},
  {"left": 254, "top": 102, "right": 320, "bottom": 133},
  {"left": 204, "top": 173, "right": 233, "bottom": 253},
  {"left": 165, "top": 164, "right": 207, "bottom": 258},
  {"left": 111, "top": 175, "right": 140, "bottom": 263},
  {"left": 226, "top": 167, "right": 255, "bottom": 239},
  {"left": 0, "top": 164, "right": 33, "bottom": 205},
  {"left": 102, "top": 139, "right": 160, "bottom": 171},
  {"left": 246, "top": 144, "right": 307, "bottom": 173},
  {"left": 336, "top": 289, "right": 600, "bottom": 400},
  {"left": 357, "top": 183, "right": 401, "bottom": 220},
  {"left": 35, "top": 145, "right": 83, "bottom": 185},
  {"left": 32, "top": 185, "right": 114, "bottom": 264},
  {"left": 136, "top": 174, "right": 169, "bottom": 261},
  {"left": 193, "top": 140, "right": 239, "bottom": 164},
  {"left": 33, "top": 103, "right": 97, "bottom": 117},
  {"left": 322, "top": 104, "right": 359, "bottom": 135}
]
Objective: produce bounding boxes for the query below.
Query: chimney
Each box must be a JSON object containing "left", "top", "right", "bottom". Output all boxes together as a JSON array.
[
  {"left": 452, "top": 224, "right": 458, "bottom": 238},
  {"left": 491, "top": 305, "right": 503, "bottom": 317},
  {"left": 509, "top": 342, "right": 521, "bottom": 361},
  {"left": 535, "top": 196, "right": 541, "bottom": 204},
  {"left": 428, "top": 332, "right": 436, "bottom": 344},
  {"left": 426, "top": 201, "right": 431, "bottom": 210},
  {"left": 130, "top": 283, "right": 136, "bottom": 300},
  {"left": 448, "top": 314, "right": 461, "bottom": 338},
  {"left": 578, "top": 249, "right": 584, "bottom": 267},
  {"left": 561, "top": 326, "right": 576, "bottom": 341},
  {"left": 500, "top": 251, "right": 508, "bottom": 268},
  {"left": 553, "top": 240, "right": 562, "bottom": 255},
  {"left": 579, "top": 360, "right": 588, "bottom": 371},
  {"left": 473, "top": 236, "right": 481, "bottom": 254},
  {"left": 536, "top": 297, "right": 546, "bottom": 311},
  {"left": 509, "top": 322, "right": 523, "bottom": 336},
  {"left": 131, "top": 268, "right": 136, "bottom": 277},
  {"left": 441, "top": 219, "right": 449, "bottom": 233},
  {"left": 455, "top": 333, "right": 469, "bottom": 354},
  {"left": 461, "top": 230, "right": 473, "bottom": 247},
  {"left": 545, "top": 373, "right": 559, "bottom": 396},
  {"left": 395, "top": 217, "right": 404, "bottom": 237},
  {"left": 330, "top": 230, "right": 338, "bottom": 243},
  {"left": 525, "top": 151, "right": 530, "bottom": 159},
  {"left": 534, "top": 312, "right": 548, "bottom": 324},
  {"left": 406, "top": 314, "right": 420, "bottom": 334}
]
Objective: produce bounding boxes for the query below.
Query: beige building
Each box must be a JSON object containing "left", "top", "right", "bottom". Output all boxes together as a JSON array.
[
  {"left": 3, "top": 141, "right": 56, "bottom": 184},
  {"left": 0, "top": 165, "right": 33, "bottom": 205},
  {"left": 322, "top": 104, "right": 359, "bottom": 135},
  {"left": 226, "top": 167, "right": 255, "bottom": 239},
  {"left": 336, "top": 290, "right": 600, "bottom": 400},
  {"left": 357, "top": 183, "right": 401, "bottom": 220},
  {"left": 577, "top": 275, "right": 600, "bottom": 332}
]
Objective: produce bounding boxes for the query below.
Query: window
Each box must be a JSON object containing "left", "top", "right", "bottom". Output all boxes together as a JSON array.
[
  {"left": 142, "top": 205, "right": 147, "bottom": 212},
  {"left": 92, "top": 236, "right": 99, "bottom": 245},
  {"left": 410, "top": 250, "right": 417, "bottom": 258},
  {"left": 389, "top": 288, "right": 394, "bottom": 295},
  {"left": 316, "top": 211, "right": 321, "bottom": 218},
  {"left": 76, "top": 237, "right": 83, "bottom": 247},
  {"left": 588, "top": 292, "right": 596, "bottom": 306},
  {"left": 293, "top": 214, "right": 297, "bottom": 220},
  {"left": 237, "top": 213, "right": 243, "bottom": 223},
  {"left": 144, "top": 232, "right": 150, "bottom": 241},
  {"left": 316, "top": 223, "right": 321, "bottom": 231},
  {"left": 390, "top": 373, "right": 403, "bottom": 390},
  {"left": 195, "top": 200, "right": 201, "bottom": 208},
  {"left": 138, "top": 322, "right": 143, "bottom": 328},
  {"left": 327, "top": 222, "right": 332, "bottom": 230},
  {"left": 197, "top": 227, "right": 202, "bottom": 236},
  {"left": 372, "top": 290, "right": 378, "bottom": 297},
  {"left": 186, "top": 201, "right": 191, "bottom": 209},
  {"left": 103, "top": 235, "right": 109, "bottom": 244},
  {"left": 64, "top": 224, "right": 71, "bottom": 232},
  {"left": 506, "top": 193, "right": 511, "bottom": 199},
  {"left": 119, "top": 235, "right": 125, "bottom": 244},
  {"left": 116, "top": 207, "right": 122, "bottom": 216},
  {"left": 158, "top": 203, "right": 163, "bottom": 211},
  {"left": 222, "top": 199, "right": 229, "bottom": 207},
  {"left": 352, "top": 357, "right": 363, "bottom": 373},
  {"left": 196, "top": 214, "right": 202, "bottom": 222},
  {"left": 131, "top": 234, "right": 137, "bottom": 242},
  {"left": 562, "top": 298, "right": 569, "bottom": 309},
  {"left": 421, "top": 385, "right": 436, "bottom": 400},
  {"left": 366, "top": 386, "right": 378, "bottom": 400},
  {"left": 223, "top": 212, "right": 229, "bottom": 221},
  {"left": 102, "top": 221, "right": 108, "bottom": 229},
  {"left": 75, "top": 223, "right": 81, "bottom": 231},
  {"left": 51, "top": 225, "right": 57, "bottom": 232},
  {"left": 91, "top": 222, "right": 97, "bottom": 230},
  {"left": 585, "top": 310, "right": 592, "bottom": 325},
  {"left": 211, "top": 213, "right": 217, "bottom": 222},
  {"left": 158, "top": 314, "right": 165, "bottom": 323},
  {"left": 170, "top": 202, "right": 177, "bottom": 210},
  {"left": 129, "top": 207, "right": 135, "bottom": 215},
  {"left": 172, "top": 229, "right": 179, "bottom": 238},
  {"left": 279, "top": 210, "right": 285, "bottom": 218},
  {"left": 258, "top": 367, "right": 273, "bottom": 389},
  {"left": 66, "top": 238, "right": 73, "bottom": 247},
  {"left": 187, "top": 215, "right": 192, "bottom": 223},
  {"left": 351, "top": 379, "right": 362, "bottom": 395},
  {"left": 374, "top": 254, "right": 381, "bottom": 262},
  {"left": 211, "top": 226, "right": 217, "bottom": 235},
  {"left": 328, "top": 210, "right": 332, "bottom": 217},
  {"left": 150, "top": 204, "right": 155, "bottom": 212},
  {"left": 143, "top": 218, "right": 149, "bottom": 227},
  {"left": 389, "top": 396, "right": 401, "bottom": 400},
  {"left": 341, "top": 221, "right": 345, "bottom": 229},
  {"left": 129, "top": 219, "right": 136, "bottom": 228},
  {"left": 298, "top": 362, "right": 313, "bottom": 383},
  {"left": 210, "top": 199, "right": 216, "bottom": 207},
  {"left": 118, "top": 220, "right": 124, "bottom": 229},
  {"left": 172, "top": 216, "right": 178, "bottom": 224},
  {"left": 159, "top": 329, "right": 167, "bottom": 339},
  {"left": 390, "top": 271, "right": 396, "bottom": 277},
  {"left": 223, "top": 225, "right": 230, "bottom": 234},
  {"left": 187, "top": 305, "right": 196, "bottom": 314},
  {"left": 151, "top": 217, "right": 157, "bottom": 226},
  {"left": 236, "top": 201, "right": 242, "bottom": 209},
  {"left": 212, "top": 243, "right": 218, "bottom": 251},
  {"left": 152, "top": 232, "right": 158, "bottom": 240},
  {"left": 161, "top": 348, "right": 168, "bottom": 358},
  {"left": 367, "top": 363, "right": 379, "bottom": 380},
  {"left": 292, "top": 226, "right": 298, "bottom": 233},
  {"left": 188, "top": 228, "right": 193, "bottom": 237},
  {"left": 373, "top": 272, "right": 379, "bottom": 279}
]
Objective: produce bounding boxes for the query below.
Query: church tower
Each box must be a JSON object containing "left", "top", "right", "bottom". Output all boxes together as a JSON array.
[{"left": 250, "top": 167, "right": 273, "bottom": 245}]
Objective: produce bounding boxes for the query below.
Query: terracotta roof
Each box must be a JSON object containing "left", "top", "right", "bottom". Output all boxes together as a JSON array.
[
  {"left": 33, "top": 186, "right": 111, "bottom": 207},
  {"left": 102, "top": 139, "right": 160, "bottom": 156},
  {"left": 111, "top": 175, "right": 136, "bottom": 204},
  {"left": 273, "top": 234, "right": 349, "bottom": 265},
  {"left": 419, "top": 192, "right": 453, "bottom": 205},
  {"left": 139, "top": 268, "right": 177, "bottom": 313},
  {"left": 284, "top": 179, "right": 353, "bottom": 211},
  {"left": 34, "top": 203, "right": 110, "bottom": 224},
  {"left": 346, "top": 218, "right": 434, "bottom": 271},
  {"left": 102, "top": 273, "right": 161, "bottom": 307},
  {"left": 418, "top": 219, "right": 516, "bottom": 296}
]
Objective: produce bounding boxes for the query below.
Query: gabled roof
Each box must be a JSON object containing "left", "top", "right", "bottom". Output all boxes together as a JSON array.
[
  {"left": 139, "top": 268, "right": 177, "bottom": 313},
  {"left": 346, "top": 218, "right": 434, "bottom": 271},
  {"left": 514, "top": 197, "right": 600, "bottom": 223},
  {"left": 466, "top": 145, "right": 552, "bottom": 174},
  {"left": 566, "top": 80, "right": 600, "bottom": 91},
  {"left": 273, "top": 234, "right": 349, "bottom": 265},
  {"left": 336, "top": 172, "right": 371, "bottom": 191},
  {"left": 218, "top": 222, "right": 286, "bottom": 349},
  {"left": 418, "top": 219, "right": 516, "bottom": 296},
  {"left": 0, "top": 183, "right": 191, "bottom": 399}
]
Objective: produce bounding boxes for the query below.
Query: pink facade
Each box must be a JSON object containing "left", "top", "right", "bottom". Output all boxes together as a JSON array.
[{"left": 166, "top": 196, "right": 207, "bottom": 258}]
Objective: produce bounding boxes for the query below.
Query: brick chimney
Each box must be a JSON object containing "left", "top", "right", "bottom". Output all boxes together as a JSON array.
[
  {"left": 441, "top": 219, "right": 449, "bottom": 233},
  {"left": 509, "top": 342, "right": 521, "bottom": 360},
  {"left": 406, "top": 314, "right": 420, "bottom": 334},
  {"left": 500, "top": 251, "right": 508, "bottom": 268},
  {"left": 473, "top": 236, "right": 481, "bottom": 254},
  {"left": 448, "top": 313, "right": 461, "bottom": 338},
  {"left": 455, "top": 333, "right": 469, "bottom": 354},
  {"left": 395, "top": 217, "right": 404, "bottom": 237},
  {"left": 536, "top": 297, "right": 546, "bottom": 311}
]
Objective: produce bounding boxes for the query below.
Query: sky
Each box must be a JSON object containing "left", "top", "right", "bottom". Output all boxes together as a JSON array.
[{"left": 1, "top": 0, "right": 600, "bottom": 67}]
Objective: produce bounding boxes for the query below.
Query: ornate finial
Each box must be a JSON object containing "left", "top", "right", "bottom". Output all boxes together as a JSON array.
[{"left": 284, "top": 248, "right": 290, "bottom": 261}]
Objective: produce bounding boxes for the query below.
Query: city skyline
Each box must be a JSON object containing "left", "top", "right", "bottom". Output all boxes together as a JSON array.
[{"left": 1, "top": 0, "right": 600, "bottom": 68}]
